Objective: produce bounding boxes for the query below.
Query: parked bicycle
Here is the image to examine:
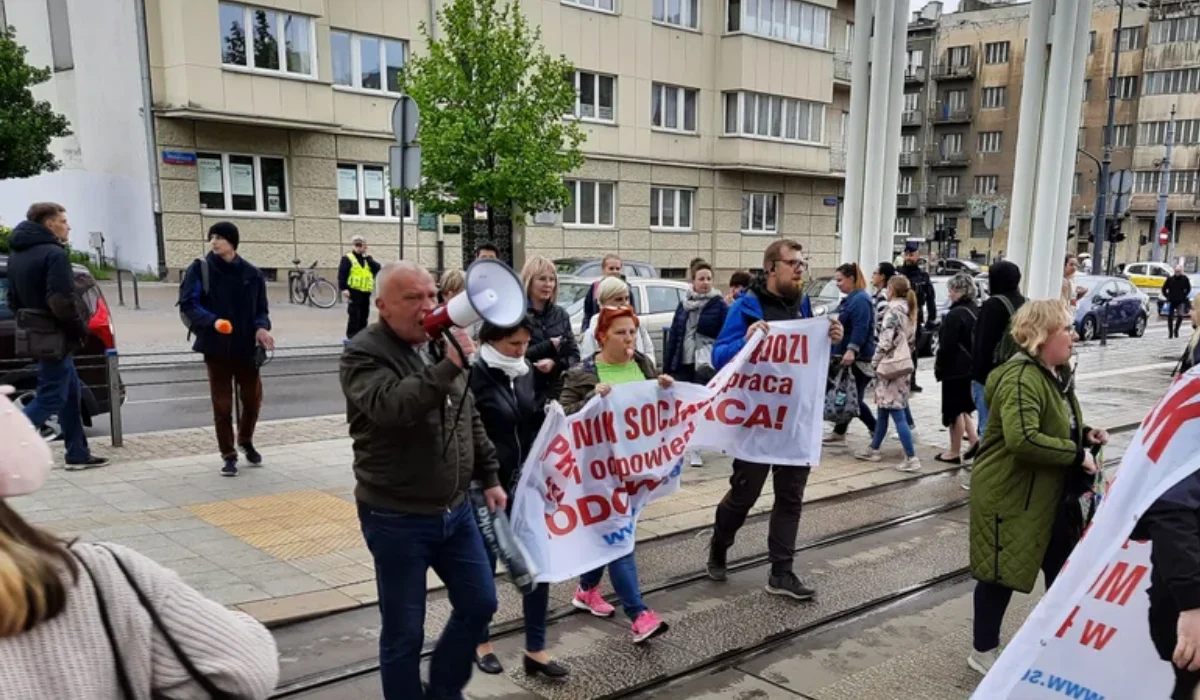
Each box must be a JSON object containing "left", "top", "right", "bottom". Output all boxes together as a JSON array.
[{"left": 289, "top": 259, "right": 339, "bottom": 309}]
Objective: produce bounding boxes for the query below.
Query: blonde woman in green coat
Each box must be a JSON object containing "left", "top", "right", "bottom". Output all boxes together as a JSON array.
[{"left": 967, "top": 299, "right": 1109, "bottom": 676}]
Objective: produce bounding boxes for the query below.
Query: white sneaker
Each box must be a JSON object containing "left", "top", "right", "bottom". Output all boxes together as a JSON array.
[
  {"left": 854, "top": 448, "right": 882, "bottom": 462},
  {"left": 968, "top": 647, "right": 1000, "bottom": 676},
  {"left": 895, "top": 456, "right": 922, "bottom": 473},
  {"left": 689, "top": 452, "right": 704, "bottom": 467}
]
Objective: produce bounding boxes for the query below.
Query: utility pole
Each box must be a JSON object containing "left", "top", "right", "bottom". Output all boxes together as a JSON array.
[
  {"left": 1152, "top": 104, "right": 1176, "bottom": 263},
  {"left": 1092, "top": 0, "right": 1127, "bottom": 276}
]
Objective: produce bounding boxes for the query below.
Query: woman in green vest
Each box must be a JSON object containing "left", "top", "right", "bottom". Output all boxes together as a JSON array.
[{"left": 967, "top": 299, "right": 1109, "bottom": 676}]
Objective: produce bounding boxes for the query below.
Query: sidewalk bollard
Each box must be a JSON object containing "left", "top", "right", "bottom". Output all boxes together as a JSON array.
[
  {"left": 1099, "top": 300, "right": 1109, "bottom": 347},
  {"left": 114, "top": 269, "right": 141, "bottom": 310},
  {"left": 106, "top": 349, "right": 123, "bottom": 447}
]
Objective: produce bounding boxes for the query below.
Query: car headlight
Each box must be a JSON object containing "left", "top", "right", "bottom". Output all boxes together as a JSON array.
[{"left": 815, "top": 306, "right": 827, "bottom": 316}]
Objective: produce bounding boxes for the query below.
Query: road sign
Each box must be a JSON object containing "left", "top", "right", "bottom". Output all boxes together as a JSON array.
[
  {"left": 391, "top": 97, "right": 420, "bottom": 145},
  {"left": 1160, "top": 226, "right": 1170, "bottom": 245},
  {"left": 983, "top": 205, "right": 1004, "bottom": 232},
  {"left": 1110, "top": 169, "right": 1133, "bottom": 195},
  {"left": 390, "top": 145, "right": 422, "bottom": 191},
  {"left": 1112, "top": 193, "right": 1131, "bottom": 215}
]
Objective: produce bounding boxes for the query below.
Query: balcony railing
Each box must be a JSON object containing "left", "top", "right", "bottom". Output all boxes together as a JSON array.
[
  {"left": 834, "top": 53, "right": 851, "bottom": 83},
  {"left": 902, "top": 110, "right": 923, "bottom": 127},
  {"left": 926, "top": 189, "right": 968, "bottom": 208},
  {"left": 905, "top": 66, "right": 927, "bottom": 83},
  {"left": 899, "top": 151, "right": 921, "bottom": 168},
  {"left": 926, "top": 144, "right": 970, "bottom": 167},
  {"left": 897, "top": 192, "right": 922, "bottom": 209},
  {"left": 931, "top": 103, "right": 972, "bottom": 124},
  {"left": 932, "top": 59, "right": 975, "bottom": 80}
]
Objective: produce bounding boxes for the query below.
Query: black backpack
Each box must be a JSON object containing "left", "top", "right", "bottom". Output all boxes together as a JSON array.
[
  {"left": 991, "top": 295, "right": 1021, "bottom": 366},
  {"left": 177, "top": 257, "right": 210, "bottom": 337}
]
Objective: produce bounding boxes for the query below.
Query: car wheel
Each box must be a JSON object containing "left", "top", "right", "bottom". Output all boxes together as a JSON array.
[
  {"left": 1130, "top": 314, "right": 1147, "bottom": 338},
  {"left": 1081, "top": 316, "right": 1097, "bottom": 341}
]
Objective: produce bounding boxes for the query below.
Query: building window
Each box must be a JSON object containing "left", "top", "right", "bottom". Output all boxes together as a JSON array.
[
  {"left": 1079, "top": 126, "right": 1086, "bottom": 148},
  {"left": 1083, "top": 79, "right": 1091, "bottom": 101},
  {"left": 907, "top": 49, "right": 924, "bottom": 70},
  {"left": 1140, "top": 119, "right": 1200, "bottom": 146},
  {"left": 1110, "top": 75, "right": 1139, "bottom": 99},
  {"left": 945, "top": 88, "right": 968, "bottom": 109},
  {"left": 1073, "top": 173, "right": 1081, "bottom": 195},
  {"left": 1114, "top": 26, "right": 1142, "bottom": 52},
  {"left": 571, "top": 71, "right": 616, "bottom": 122},
  {"left": 984, "top": 41, "right": 1009, "bottom": 64},
  {"left": 1151, "top": 17, "right": 1200, "bottom": 44},
  {"left": 903, "top": 92, "right": 919, "bottom": 111},
  {"left": 652, "top": 0, "right": 698, "bottom": 29},
  {"left": 726, "top": 0, "right": 831, "bottom": 50},
  {"left": 947, "top": 45, "right": 971, "bottom": 67},
  {"left": 938, "top": 176, "right": 960, "bottom": 195},
  {"left": 941, "top": 133, "right": 963, "bottom": 154},
  {"left": 330, "top": 31, "right": 406, "bottom": 93},
  {"left": 650, "top": 187, "right": 694, "bottom": 230},
  {"left": 46, "top": 0, "right": 74, "bottom": 72},
  {"left": 337, "top": 163, "right": 413, "bottom": 220},
  {"left": 196, "top": 152, "right": 288, "bottom": 214},
  {"left": 1112, "top": 124, "right": 1133, "bottom": 148},
  {"left": 652, "top": 83, "right": 698, "bottom": 132},
  {"left": 563, "top": 179, "right": 615, "bottom": 226},
  {"left": 901, "top": 134, "right": 917, "bottom": 153},
  {"left": 1088, "top": 30, "right": 1096, "bottom": 53},
  {"left": 896, "top": 217, "right": 911, "bottom": 234},
  {"left": 1138, "top": 171, "right": 1199, "bottom": 195},
  {"left": 723, "top": 91, "right": 825, "bottom": 143},
  {"left": 219, "top": 2, "right": 315, "bottom": 77},
  {"left": 899, "top": 174, "right": 913, "bottom": 194},
  {"left": 978, "top": 131, "right": 1002, "bottom": 153},
  {"left": 974, "top": 175, "right": 998, "bottom": 195},
  {"left": 741, "top": 193, "right": 779, "bottom": 234},
  {"left": 981, "top": 86, "right": 1006, "bottom": 109},
  {"left": 1143, "top": 69, "right": 1200, "bottom": 96},
  {"left": 562, "top": 0, "right": 616, "bottom": 13}
]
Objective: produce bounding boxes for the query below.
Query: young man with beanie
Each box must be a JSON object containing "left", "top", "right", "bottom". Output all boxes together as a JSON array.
[{"left": 178, "top": 222, "right": 274, "bottom": 476}]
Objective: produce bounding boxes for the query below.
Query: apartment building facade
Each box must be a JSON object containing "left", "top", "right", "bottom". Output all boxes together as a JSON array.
[{"left": 137, "top": 0, "right": 856, "bottom": 279}]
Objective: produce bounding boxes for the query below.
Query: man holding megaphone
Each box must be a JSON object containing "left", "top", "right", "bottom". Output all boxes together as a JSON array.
[{"left": 339, "top": 258, "right": 528, "bottom": 700}]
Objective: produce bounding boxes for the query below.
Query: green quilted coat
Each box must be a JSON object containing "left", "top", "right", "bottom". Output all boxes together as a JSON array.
[{"left": 969, "top": 353, "right": 1088, "bottom": 594}]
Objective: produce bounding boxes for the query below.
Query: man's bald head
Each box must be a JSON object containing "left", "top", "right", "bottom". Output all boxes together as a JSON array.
[{"left": 375, "top": 261, "right": 438, "bottom": 344}]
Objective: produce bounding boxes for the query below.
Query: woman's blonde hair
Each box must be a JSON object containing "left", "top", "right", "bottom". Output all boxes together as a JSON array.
[
  {"left": 596, "top": 276, "right": 631, "bottom": 304},
  {"left": 520, "top": 256, "right": 558, "bottom": 304},
  {"left": 0, "top": 502, "right": 75, "bottom": 637},
  {"left": 889, "top": 275, "right": 918, "bottom": 325},
  {"left": 1010, "top": 299, "right": 1073, "bottom": 356},
  {"left": 439, "top": 269, "right": 465, "bottom": 298}
]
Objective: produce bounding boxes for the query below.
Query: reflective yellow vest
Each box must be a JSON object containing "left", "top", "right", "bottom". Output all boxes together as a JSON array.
[{"left": 346, "top": 254, "right": 375, "bottom": 293}]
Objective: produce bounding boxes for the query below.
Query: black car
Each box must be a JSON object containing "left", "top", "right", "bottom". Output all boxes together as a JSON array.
[{"left": 0, "top": 256, "right": 124, "bottom": 431}]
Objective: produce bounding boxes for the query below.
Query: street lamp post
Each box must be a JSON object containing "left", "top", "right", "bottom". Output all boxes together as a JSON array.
[{"left": 1091, "top": 0, "right": 1127, "bottom": 277}]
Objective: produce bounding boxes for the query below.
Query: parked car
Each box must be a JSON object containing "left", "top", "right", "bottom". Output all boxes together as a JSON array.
[
  {"left": 802, "top": 276, "right": 841, "bottom": 318},
  {"left": 933, "top": 258, "right": 983, "bottom": 276},
  {"left": 1121, "top": 261, "right": 1174, "bottom": 300},
  {"left": 553, "top": 258, "right": 658, "bottom": 279},
  {"left": 561, "top": 275, "right": 690, "bottom": 361},
  {"left": 1158, "top": 273, "right": 1200, "bottom": 316},
  {"left": 1073, "top": 275, "right": 1149, "bottom": 340},
  {"left": 0, "top": 256, "right": 124, "bottom": 433}
]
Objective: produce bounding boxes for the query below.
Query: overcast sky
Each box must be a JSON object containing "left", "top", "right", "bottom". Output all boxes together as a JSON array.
[{"left": 912, "top": 0, "right": 962, "bottom": 12}]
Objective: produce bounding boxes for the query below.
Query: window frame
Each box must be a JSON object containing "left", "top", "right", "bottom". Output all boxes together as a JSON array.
[
  {"left": 336, "top": 162, "right": 415, "bottom": 221},
  {"left": 652, "top": 0, "right": 699, "bottom": 30},
  {"left": 983, "top": 41, "right": 1009, "bottom": 64},
  {"left": 723, "top": 91, "right": 825, "bottom": 145},
  {"left": 650, "top": 187, "right": 695, "bottom": 231},
  {"left": 330, "top": 30, "right": 407, "bottom": 95},
  {"left": 219, "top": 2, "right": 318, "bottom": 79},
  {"left": 651, "top": 82, "right": 699, "bottom": 133},
  {"left": 562, "top": 0, "right": 617, "bottom": 13},
  {"left": 571, "top": 70, "right": 617, "bottom": 123},
  {"left": 978, "top": 131, "right": 1002, "bottom": 153},
  {"left": 726, "top": 0, "right": 831, "bottom": 50},
  {"left": 562, "top": 179, "right": 616, "bottom": 228},
  {"left": 973, "top": 175, "right": 998, "bottom": 195},
  {"left": 981, "top": 86, "right": 1006, "bottom": 110},
  {"left": 196, "top": 151, "right": 291, "bottom": 216},
  {"left": 740, "top": 192, "right": 780, "bottom": 235}
]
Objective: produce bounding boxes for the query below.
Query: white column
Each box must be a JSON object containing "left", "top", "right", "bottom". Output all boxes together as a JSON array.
[
  {"left": 875, "top": 0, "right": 909, "bottom": 272},
  {"left": 840, "top": 0, "right": 876, "bottom": 263},
  {"left": 1027, "top": 0, "right": 1081, "bottom": 301},
  {"left": 859, "top": 0, "right": 896, "bottom": 266},
  {"left": 1005, "top": 0, "right": 1053, "bottom": 273},
  {"left": 1050, "top": 0, "right": 1093, "bottom": 273}
]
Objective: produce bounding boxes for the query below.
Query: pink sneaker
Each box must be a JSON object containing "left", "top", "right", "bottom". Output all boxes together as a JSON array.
[
  {"left": 630, "top": 610, "right": 669, "bottom": 644},
  {"left": 572, "top": 586, "right": 615, "bottom": 617}
]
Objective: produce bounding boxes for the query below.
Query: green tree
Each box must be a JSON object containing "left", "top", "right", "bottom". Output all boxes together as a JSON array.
[
  {"left": 399, "top": 0, "right": 584, "bottom": 235},
  {"left": 0, "top": 27, "right": 72, "bottom": 180}
]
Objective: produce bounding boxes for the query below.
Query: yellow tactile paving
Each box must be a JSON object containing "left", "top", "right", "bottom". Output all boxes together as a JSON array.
[{"left": 187, "top": 490, "right": 365, "bottom": 561}]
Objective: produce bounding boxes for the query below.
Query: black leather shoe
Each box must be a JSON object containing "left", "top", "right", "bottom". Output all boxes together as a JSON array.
[
  {"left": 475, "top": 653, "right": 503, "bottom": 675},
  {"left": 523, "top": 655, "right": 569, "bottom": 679},
  {"left": 707, "top": 545, "right": 728, "bottom": 582}
]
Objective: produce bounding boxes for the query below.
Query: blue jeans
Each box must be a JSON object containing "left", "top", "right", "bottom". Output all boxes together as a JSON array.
[
  {"left": 358, "top": 500, "right": 498, "bottom": 700},
  {"left": 972, "top": 381, "right": 989, "bottom": 436},
  {"left": 23, "top": 355, "right": 89, "bottom": 463},
  {"left": 579, "top": 552, "right": 647, "bottom": 621},
  {"left": 872, "top": 408, "right": 915, "bottom": 457},
  {"left": 480, "top": 549, "right": 550, "bottom": 652},
  {"left": 904, "top": 405, "right": 916, "bottom": 428}
]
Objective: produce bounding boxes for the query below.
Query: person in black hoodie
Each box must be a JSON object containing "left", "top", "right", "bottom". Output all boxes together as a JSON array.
[
  {"left": 970, "top": 260, "right": 1025, "bottom": 438},
  {"left": 899, "top": 242, "right": 939, "bottom": 393},
  {"left": 468, "top": 316, "right": 568, "bottom": 680},
  {"left": 520, "top": 256, "right": 579, "bottom": 405},
  {"left": 1163, "top": 265, "right": 1193, "bottom": 340},
  {"left": 1135, "top": 471, "right": 1200, "bottom": 700},
  {"left": 178, "top": 222, "right": 274, "bottom": 477},
  {"left": 5, "top": 203, "right": 107, "bottom": 469}
]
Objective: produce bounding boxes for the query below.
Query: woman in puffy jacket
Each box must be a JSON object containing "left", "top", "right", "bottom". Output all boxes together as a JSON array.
[{"left": 522, "top": 256, "right": 580, "bottom": 404}]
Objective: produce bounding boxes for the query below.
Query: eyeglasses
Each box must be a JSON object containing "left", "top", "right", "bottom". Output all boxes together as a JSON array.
[{"left": 774, "top": 258, "right": 806, "bottom": 271}]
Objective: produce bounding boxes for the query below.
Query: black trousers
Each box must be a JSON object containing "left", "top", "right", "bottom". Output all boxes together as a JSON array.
[
  {"left": 1150, "top": 597, "right": 1200, "bottom": 700},
  {"left": 973, "top": 507, "right": 1078, "bottom": 652},
  {"left": 712, "top": 460, "right": 811, "bottom": 574},
  {"left": 833, "top": 362, "right": 877, "bottom": 436},
  {"left": 1170, "top": 301, "right": 1192, "bottom": 339},
  {"left": 346, "top": 289, "right": 372, "bottom": 338}
]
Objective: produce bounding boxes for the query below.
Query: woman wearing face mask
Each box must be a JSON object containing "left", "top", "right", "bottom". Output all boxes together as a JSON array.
[
  {"left": 579, "top": 277, "right": 656, "bottom": 365},
  {"left": 855, "top": 275, "right": 921, "bottom": 473},
  {"left": 468, "top": 317, "right": 568, "bottom": 680},
  {"left": 559, "top": 306, "right": 671, "bottom": 644},
  {"left": 0, "top": 387, "right": 280, "bottom": 698},
  {"left": 664, "top": 261, "right": 727, "bottom": 466},
  {"left": 824, "top": 262, "right": 877, "bottom": 446},
  {"left": 522, "top": 256, "right": 580, "bottom": 405}
]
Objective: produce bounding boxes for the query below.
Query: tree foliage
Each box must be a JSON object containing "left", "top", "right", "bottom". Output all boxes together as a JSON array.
[
  {"left": 0, "top": 27, "right": 72, "bottom": 180},
  {"left": 398, "top": 0, "right": 584, "bottom": 217}
]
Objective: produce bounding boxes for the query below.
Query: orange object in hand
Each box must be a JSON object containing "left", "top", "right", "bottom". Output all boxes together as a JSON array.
[{"left": 214, "top": 319, "right": 233, "bottom": 335}]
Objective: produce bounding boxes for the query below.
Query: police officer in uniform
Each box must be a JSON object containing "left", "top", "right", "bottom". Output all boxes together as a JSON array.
[
  {"left": 338, "top": 235, "right": 381, "bottom": 340},
  {"left": 899, "top": 241, "right": 938, "bottom": 392}
]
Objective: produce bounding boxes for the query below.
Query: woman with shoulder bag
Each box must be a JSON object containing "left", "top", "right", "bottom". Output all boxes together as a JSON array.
[
  {"left": 664, "top": 261, "right": 727, "bottom": 466},
  {"left": 855, "top": 275, "right": 920, "bottom": 473},
  {"left": 934, "top": 273, "right": 981, "bottom": 465},
  {"left": 0, "top": 386, "right": 280, "bottom": 699},
  {"left": 824, "top": 262, "right": 877, "bottom": 446}
]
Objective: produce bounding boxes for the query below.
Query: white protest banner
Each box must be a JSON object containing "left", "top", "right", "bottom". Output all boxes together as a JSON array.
[
  {"left": 510, "top": 319, "right": 831, "bottom": 582},
  {"left": 974, "top": 369, "right": 1200, "bottom": 700}
]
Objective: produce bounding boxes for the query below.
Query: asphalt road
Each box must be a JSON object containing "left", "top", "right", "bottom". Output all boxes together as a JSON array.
[{"left": 89, "top": 354, "right": 344, "bottom": 437}]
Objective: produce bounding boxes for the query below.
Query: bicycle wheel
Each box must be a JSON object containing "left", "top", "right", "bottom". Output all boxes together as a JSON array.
[
  {"left": 308, "top": 278, "right": 339, "bottom": 308},
  {"left": 289, "top": 274, "right": 308, "bottom": 305}
]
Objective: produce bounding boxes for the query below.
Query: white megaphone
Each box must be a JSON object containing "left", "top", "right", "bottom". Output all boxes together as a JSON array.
[{"left": 423, "top": 258, "right": 527, "bottom": 336}]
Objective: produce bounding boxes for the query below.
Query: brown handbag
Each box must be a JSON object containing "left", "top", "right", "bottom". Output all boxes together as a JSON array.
[{"left": 14, "top": 309, "right": 68, "bottom": 360}]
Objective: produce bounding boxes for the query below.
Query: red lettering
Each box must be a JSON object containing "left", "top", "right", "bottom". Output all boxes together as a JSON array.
[
  {"left": 1055, "top": 605, "right": 1080, "bottom": 639},
  {"left": 716, "top": 398, "right": 747, "bottom": 425},
  {"left": 790, "top": 334, "right": 808, "bottom": 364},
  {"left": 578, "top": 495, "right": 611, "bottom": 526},
  {"left": 1080, "top": 619, "right": 1119, "bottom": 650},
  {"left": 612, "top": 488, "right": 629, "bottom": 515},
  {"left": 1142, "top": 378, "right": 1200, "bottom": 462},
  {"left": 743, "top": 404, "right": 775, "bottom": 429},
  {"left": 670, "top": 436, "right": 686, "bottom": 456},
  {"left": 589, "top": 460, "right": 606, "bottom": 480},
  {"left": 1093, "top": 562, "right": 1148, "bottom": 606},
  {"left": 623, "top": 406, "right": 640, "bottom": 441},
  {"left": 546, "top": 505, "right": 577, "bottom": 536},
  {"left": 772, "top": 335, "right": 787, "bottom": 363}
]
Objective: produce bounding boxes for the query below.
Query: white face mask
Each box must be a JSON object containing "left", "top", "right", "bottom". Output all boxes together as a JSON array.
[
  {"left": 0, "top": 386, "right": 52, "bottom": 498},
  {"left": 480, "top": 343, "right": 530, "bottom": 379}
]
